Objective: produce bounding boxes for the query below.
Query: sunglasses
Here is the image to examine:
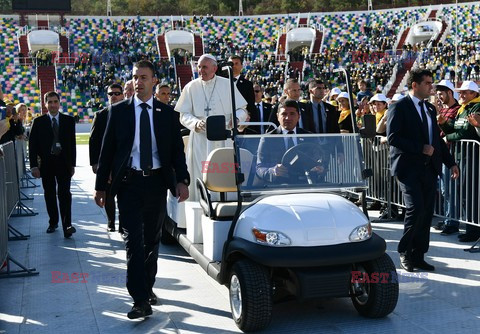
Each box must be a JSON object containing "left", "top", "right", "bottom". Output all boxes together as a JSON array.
[
  {"left": 254, "top": 90, "right": 261, "bottom": 93},
  {"left": 108, "top": 92, "right": 123, "bottom": 96}
]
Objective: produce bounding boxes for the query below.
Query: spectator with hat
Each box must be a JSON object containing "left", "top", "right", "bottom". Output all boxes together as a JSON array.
[
  {"left": 438, "top": 80, "right": 480, "bottom": 242},
  {"left": 369, "top": 93, "right": 389, "bottom": 136},
  {"left": 433, "top": 79, "right": 461, "bottom": 234},
  {"left": 336, "top": 92, "right": 356, "bottom": 133}
]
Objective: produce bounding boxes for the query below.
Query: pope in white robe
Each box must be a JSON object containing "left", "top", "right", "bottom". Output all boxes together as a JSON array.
[{"left": 175, "top": 54, "right": 247, "bottom": 200}]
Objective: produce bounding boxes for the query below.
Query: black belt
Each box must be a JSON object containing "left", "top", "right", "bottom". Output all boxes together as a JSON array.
[{"left": 129, "top": 168, "right": 162, "bottom": 177}]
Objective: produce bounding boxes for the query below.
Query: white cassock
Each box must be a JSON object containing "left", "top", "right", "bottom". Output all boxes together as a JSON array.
[{"left": 175, "top": 75, "right": 247, "bottom": 200}]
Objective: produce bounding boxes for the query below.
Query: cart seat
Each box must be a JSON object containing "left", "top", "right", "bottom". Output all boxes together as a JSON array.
[{"left": 197, "top": 147, "right": 254, "bottom": 220}]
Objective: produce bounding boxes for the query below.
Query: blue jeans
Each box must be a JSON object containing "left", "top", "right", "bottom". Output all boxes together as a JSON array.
[{"left": 441, "top": 164, "right": 459, "bottom": 228}]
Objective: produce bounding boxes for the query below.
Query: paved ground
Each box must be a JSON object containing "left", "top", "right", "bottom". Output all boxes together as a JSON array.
[{"left": 1, "top": 145, "right": 480, "bottom": 333}]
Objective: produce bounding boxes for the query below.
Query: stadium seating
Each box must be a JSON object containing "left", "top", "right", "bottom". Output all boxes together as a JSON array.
[{"left": 1, "top": 3, "right": 479, "bottom": 117}]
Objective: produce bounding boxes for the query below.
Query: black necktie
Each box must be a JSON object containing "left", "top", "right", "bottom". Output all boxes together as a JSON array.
[
  {"left": 51, "top": 117, "right": 61, "bottom": 155},
  {"left": 287, "top": 130, "right": 295, "bottom": 149},
  {"left": 256, "top": 104, "right": 263, "bottom": 133},
  {"left": 318, "top": 103, "right": 324, "bottom": 133},
  {"left": 418, "top": 101, "right": 430, "bottom": 144},
  {"left": 140, "top": 103, "right": 153, "bottom": 171}
]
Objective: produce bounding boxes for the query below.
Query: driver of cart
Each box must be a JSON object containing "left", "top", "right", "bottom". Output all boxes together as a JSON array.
[{"left": 256, "top": 99, "right": 326, "bottom": 183}]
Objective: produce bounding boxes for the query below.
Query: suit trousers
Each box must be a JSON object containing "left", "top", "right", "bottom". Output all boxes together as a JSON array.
[
  {"left": 104, "top": 182, "right": 117, "bottom": 228},
  {"left": 116, "top": 172, "right": 167, "bottom": 303},
  {"left": 41, "top": 155, "right": 72, "bottom": 230},
  {"left": 396, "top": 164, "right": 437, "bottom": 261}
]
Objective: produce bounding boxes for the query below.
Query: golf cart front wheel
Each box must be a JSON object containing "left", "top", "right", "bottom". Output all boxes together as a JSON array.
[
  {"left": 350, "top": 253, "right": 399, "bottom": 318},
  {"left": 229, "top": 259, "right": 272, "bottom": 332}
]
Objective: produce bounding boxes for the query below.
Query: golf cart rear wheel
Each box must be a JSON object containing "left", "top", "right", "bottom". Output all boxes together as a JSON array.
[
  {"left": 229, "top": 260, "right": 272, "bottom": 332},
  {"left": 350, "top": 253, "right": 399, "bottom": 318}
]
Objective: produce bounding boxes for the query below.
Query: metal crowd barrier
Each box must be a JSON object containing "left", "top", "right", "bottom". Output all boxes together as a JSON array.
[
  {"left": 3, "top": 142, "right": 19, "bottom": 217},
  {"left": 8, "top": 140, "right": 36, "bottom": 218},
  {"left": 0, "top": 149, "right": 7, "bottom": 268},
  {"left": 363, "top": 137, "right": 480, "bottom": 232},
  {"left": 0, "top": 141, "right": 38, "bottom": 278}
]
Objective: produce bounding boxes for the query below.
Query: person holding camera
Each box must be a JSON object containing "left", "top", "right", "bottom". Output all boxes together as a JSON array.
[{"left": 0, "top": 99, "right": 24, "bottom": 144}]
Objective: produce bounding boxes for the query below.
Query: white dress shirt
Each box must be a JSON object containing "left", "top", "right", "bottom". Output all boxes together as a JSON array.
[
  {"left": 281, "top": 126, "right": 297, "bottom": 148},
  {"left": 130, "top": 95, "right": 161, "bottom": 170},
  {"left": 409, "top": 93, "right": 432, "bottom": 144}
]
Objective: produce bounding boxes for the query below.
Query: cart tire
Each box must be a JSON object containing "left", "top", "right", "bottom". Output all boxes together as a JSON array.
[
  {"left": 229, "top": 260, "right": 272, "bottom": 332},
  {"left": 350, "top": 253, "right": 399, "bottom": 318}
]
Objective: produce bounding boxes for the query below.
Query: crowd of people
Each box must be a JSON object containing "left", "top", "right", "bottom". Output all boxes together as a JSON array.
[{"left": 2, "top": 11, "right": 480, "bottom": 322}]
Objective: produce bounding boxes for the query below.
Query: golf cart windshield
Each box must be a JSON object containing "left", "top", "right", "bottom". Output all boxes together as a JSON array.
[{"left": 235, "top": 133, "right": 367, "bottom": 195}]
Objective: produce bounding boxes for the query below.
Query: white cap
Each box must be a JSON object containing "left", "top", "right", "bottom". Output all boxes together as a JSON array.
[
  {"left": 336, "top": 92, "right": 349, "bottom": 101},
  {"left": 391, "top": 93, "right": 405, "bottom": 102},
  {"left": 198, "top": 54, "right": 217, "bottom": 64},
  {"left": 435, "top": 79, "right": 454, "bottom": 92},
  {"left": 330, "top": 87, "right": 342, "bottom": 96},
  {"left": 369, "top": 93, "right": 388, "bottom": 103},
  {"left": 455, "top": 80, "right": 479, "bottom": 93}
]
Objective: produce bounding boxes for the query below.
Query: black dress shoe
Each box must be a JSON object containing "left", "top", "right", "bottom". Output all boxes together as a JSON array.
[
  {"left": 64, "top": 226, "right": 76, "bottom": 238},
  {"left": 46, "top": 226, "right": 56, "bottom": 233},
  {"left": 367, "top": 201, "right": 382, "bottom": 210},
  {"left": 107, "top": 227, "right": 116, "bottom": 232},
  {"left": 458, "top": 233, "right": 480, "bottom": 242},
  {"left": 412, "top": 260, "right": 435, "bottom": 271},
  {"left": 127, "top": 301, "right": 152, "bottom": 319},
  {"left": 148, "top": 290, "right": 157, "bottom": 305},
  {"left": 440, "top": 226, "right": 459, "bottom": 235},
  {"left": 399, "top": 254, "right": 413, "bottom": 272},
  {"left": 433, "top": 221, "right": 445, "bottom": 231}
]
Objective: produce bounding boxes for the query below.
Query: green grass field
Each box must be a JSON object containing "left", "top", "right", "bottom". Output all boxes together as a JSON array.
[{"left": 76, "top": 133, "right": 90, "bottom": 145}]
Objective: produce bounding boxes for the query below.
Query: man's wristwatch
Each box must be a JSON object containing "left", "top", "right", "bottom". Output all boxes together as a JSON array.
[{"left": 179, "top": 179, "right": 190, "bottom": 186}]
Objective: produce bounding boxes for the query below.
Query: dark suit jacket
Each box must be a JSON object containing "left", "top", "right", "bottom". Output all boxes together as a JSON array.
[
  {"left": 256, "top": 127, "right": 311, "bottom": 182},
  {"left": 271, "top": 101, "right": 313, "bottom": 130},
  {"left": 235, "top": 75, "right": 256, "bottom": 118},
  {"left": 29, "top": 113, "right": 76, "bottom": 172},
  {"left": 303, "top": 101, "right": 340, "bottom": 133},
  {"left": 95, "top": 97, "right": 189, "bottom": 196},
  {"left": 89, "top": 107, "right": 108, "bottom": 166},
  {"left": 387, "top": 95, "right": 456, "bottom": 178},
  {"left": 245, "top": 101, "right": 274, "bottom": 134}
]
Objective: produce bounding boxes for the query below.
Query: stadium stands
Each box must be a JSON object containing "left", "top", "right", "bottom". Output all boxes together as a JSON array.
[{"left": 1, "top": 2, "right": 479, "bottom": 117}]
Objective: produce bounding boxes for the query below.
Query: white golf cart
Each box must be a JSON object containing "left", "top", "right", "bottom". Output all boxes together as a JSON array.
[
  {"left": 163, "top": 118, "right": 399, "bottom": 332},
  {"left": 163, "top": 67, "right": 398, "bottom": 331}
]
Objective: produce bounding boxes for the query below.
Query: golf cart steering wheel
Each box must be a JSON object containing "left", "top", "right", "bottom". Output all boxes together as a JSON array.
[{"left": 281, "top": 143, "right": 325, "bottom": 183}]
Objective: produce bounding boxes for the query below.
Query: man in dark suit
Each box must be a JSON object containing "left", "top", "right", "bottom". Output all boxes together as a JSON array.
[
  {"left": 387, "top": 68, "right": 459, "bottom": 272},
  {"left": 29, "top": 91, "right": 77, "bottom": 238},
  {"left": 229, "top": 55, "right": 256, "bottom": 119},
  {"left": 154, "top": 83, "right": 172, "bottom": 105},
  {"left": 271, "top": 79, "right": 313, "bottom": 129},
  {"left": 245, "top": 83, "right": 274, "bottom": 134},
  {"left": 304, "top": 79, "right": 340, "bottom": 133},
  {"left": 94, "top": 60, "right": 189, "bottom": 319},
  {"left": 89, "top": 83, "right": 124, "bottom": 233},
  {"left": 257, "top": 99, "right": 326, "bottom": 184}
]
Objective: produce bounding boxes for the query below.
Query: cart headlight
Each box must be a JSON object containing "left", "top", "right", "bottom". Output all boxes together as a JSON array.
[
  {"left": 252, "top": 228, "right": 291, "bottom": 246},
  {"left": 349, "top": 223, "right": 372, "bottom": 242}
]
